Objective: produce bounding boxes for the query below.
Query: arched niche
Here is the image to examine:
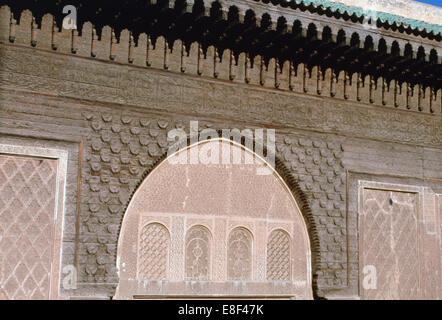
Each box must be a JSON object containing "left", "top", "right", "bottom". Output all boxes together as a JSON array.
[{"left": 114, "top": 138, "right": 313, "bottom": 299}]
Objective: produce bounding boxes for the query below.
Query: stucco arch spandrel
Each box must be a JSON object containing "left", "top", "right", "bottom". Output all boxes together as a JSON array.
[{"left": 115, "top": 137, "right": 319, "bottom": 299}]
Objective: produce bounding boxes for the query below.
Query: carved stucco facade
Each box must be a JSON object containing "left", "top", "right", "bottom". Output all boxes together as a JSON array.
[
  {"left": 115, "top": 140, "right": 312, "bottom": 299},
  {"left": 0, "top": 4, "right": 441, "bottom": 300}
]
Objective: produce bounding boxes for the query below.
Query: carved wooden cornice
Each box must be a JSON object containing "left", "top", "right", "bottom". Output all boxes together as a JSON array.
[{"left": 1, "top": 0, "right": 441, "bottom": 90}]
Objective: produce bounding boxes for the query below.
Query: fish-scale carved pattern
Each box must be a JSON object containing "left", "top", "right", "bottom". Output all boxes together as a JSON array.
[
  {"left": 82, "top": 112, "right": 175, "bottom": 284},
  {"left": 276, "top": 136, "right": 346, "bottom": 288},
  {"left": 83, "top": 112, "right": 330, "bottom": 295}
]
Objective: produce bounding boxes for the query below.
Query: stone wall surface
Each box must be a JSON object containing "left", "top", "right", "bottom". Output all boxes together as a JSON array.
[{"left": 0, "top": 4, "right": 441, "bottom": 299}]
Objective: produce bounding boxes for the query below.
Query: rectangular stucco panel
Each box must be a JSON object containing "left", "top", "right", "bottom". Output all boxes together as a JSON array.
[
  {"left": 360, "top": 188, "right": 420, "bottom": 299},
  {"left": 0, "top": 155, "right": 58, "bottom": 299}
]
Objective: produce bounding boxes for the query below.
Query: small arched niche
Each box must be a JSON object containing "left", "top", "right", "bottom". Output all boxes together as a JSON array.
[{"left": 114, "top": 138, "right": 312, "bottom": 299}]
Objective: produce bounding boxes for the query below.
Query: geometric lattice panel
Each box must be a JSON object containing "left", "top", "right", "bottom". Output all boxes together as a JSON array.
[
  {"left": 266, "top": 230, "right": 291, "bottom": 281},
  {"left": 138, "top": 223, "right": 170, "bottom": 280},
  {"left": 360, "top": 189, "right": 419, "bottom": 300},
  {"left": 0, "top": 155, "right": 58, "bottom": 300}
]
